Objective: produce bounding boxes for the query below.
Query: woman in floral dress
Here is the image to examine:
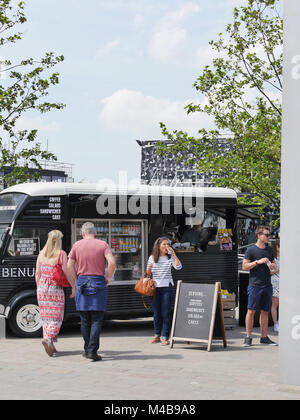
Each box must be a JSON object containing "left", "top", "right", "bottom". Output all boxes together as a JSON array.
[
  {"left": 271, "top": 239, "right": 280, "bottom": 332},
  {"left": 35, "top": 230, "right": 75, "bottom": 357}
]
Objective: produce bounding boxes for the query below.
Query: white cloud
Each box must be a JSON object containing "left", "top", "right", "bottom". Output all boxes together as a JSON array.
[
  {"left": 0, "top": 116, "right": 61, "bottom": 151},
  {"left": 149, "top": 2, "right": 201, "bottom": 62},
  {"left": 195, "top": 45, "right": 219, "bottom": 68},
  {"left": 195, "top": 42, "right": 230, "bottom": 69},
  {"left": 149, "top": 28, "right": 186, "bottom": 62},
  {"left": 96, "top": 39, "right": 120, "bottom": 57},
  {"left": 133, "top": 14, "right": 145, "bottom": 29},
  {"left": 15, "top": 117, "right": 61, "bottom": 133},
  {"left": 100, "top": 89, "right": 214, "bottom": 137},
  {"left": 163, "top": 2, "right": 201, "bottom": 26}
]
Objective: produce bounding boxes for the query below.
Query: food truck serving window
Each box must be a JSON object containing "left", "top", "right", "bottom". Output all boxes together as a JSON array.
[{"left": 0, "top": 193, "right": 27, "bottom": 222}]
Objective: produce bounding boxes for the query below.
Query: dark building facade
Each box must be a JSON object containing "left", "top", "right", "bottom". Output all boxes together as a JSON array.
[
  {"left": 0, "top": 162, "right": 73, "bottom": 191},
  {"left": 136, "top": 139, "right": 265, "bottom": 249},
  {"left": 136, "top": 138, "right": 231, "bottom": 186}
]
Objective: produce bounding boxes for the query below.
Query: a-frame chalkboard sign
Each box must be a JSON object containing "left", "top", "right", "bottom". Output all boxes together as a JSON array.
[{"left": 169, "top": 281, "right": 227, "bottom": 352}]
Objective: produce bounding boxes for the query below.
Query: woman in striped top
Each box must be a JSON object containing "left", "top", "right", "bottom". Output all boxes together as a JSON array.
[{"left": 147, "top": 237, "right": 182, "bottom": 345}]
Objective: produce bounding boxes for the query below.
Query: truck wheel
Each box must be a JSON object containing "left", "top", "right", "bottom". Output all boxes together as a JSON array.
[{"left": 8, "top": 297, "right": 42, "bottom": 338}]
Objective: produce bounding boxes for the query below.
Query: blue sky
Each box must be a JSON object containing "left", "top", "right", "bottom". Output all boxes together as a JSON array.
[{"left": 3, "top": 0, "right": 252, "bottom": 183}]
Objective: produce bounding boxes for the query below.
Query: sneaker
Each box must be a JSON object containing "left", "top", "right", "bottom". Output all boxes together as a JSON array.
[
  {"left": 150, "top": 337, "right": 161, "bottom": 343},
  {"left": 243, "top": 337, "right": 252, "bottom": 347},
  {"left": 260, "top": 336, "right": 278, "bottom": 346},
  {"left": 86, "top": 353, "right": 102, "bottom": 361},
  {"left": 274, "top": 323, "right": 279, "bottom": 333}
]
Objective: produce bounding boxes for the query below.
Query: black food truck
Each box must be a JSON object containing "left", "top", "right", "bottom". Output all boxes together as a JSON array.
[{"left": 0, "top": 182, "right": 253, "bottom": 337}]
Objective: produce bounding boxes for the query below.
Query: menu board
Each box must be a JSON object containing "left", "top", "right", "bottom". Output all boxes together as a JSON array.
[
  {"left": 39, "top": 197, "right": 62, "bottom": 220},
  {"left": 21, "top": 196, "right": 65, "bottom": 221},
  {"left": 169, "top": 281, "right": 226, "bottom": 351}
]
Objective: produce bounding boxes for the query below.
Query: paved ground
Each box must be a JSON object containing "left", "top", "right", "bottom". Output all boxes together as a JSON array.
[{"left": 0, "top": 318, "right": 300, "bottom": 400}]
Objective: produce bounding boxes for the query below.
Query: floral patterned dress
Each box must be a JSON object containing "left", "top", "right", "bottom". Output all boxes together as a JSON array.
[
  {"left": 37, "top": 263, "right": 65, "bottom": 343},
  {"left": 271, "top": 257, "right": 280, "bottom": 298}
]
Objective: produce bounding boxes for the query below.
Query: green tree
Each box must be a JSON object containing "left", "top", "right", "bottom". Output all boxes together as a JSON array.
[
  {"left": 0, "top": 0, "right": 65, "bottom": 185},
  {"left": 157, "top": 0, "right": 282, "bottom": 222}
]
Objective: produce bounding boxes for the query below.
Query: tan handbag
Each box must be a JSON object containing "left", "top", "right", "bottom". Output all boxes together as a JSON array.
[{"left": 134, "top": 272, "right": 156, "bottom": 310}]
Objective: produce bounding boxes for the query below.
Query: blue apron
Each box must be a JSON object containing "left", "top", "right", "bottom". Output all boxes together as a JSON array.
[{"left": 75, "top": 276, "right": 107, "bottom": 311}]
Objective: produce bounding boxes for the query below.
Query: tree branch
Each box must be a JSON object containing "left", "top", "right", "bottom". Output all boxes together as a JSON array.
[{"left": 240, "top": 52, "right": 282, "bottom": 115}]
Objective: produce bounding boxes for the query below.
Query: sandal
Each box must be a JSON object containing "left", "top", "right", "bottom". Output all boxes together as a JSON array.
[
  {"left": 42, "top": 339, "right": 54, "bottom": 357},
  {"left": 161, "top": 339, "right": 169, "bottom": 346},
  {"left": 150, "top": 337, "right": 161, "bottom": 343},
  {"left": 51, "top": 344, "right": 58, "bottom": 357}
]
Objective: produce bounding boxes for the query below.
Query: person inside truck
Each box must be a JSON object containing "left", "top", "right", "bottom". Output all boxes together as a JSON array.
[{"left": 180, "top": 222, "right": 217, "bottom": 252}]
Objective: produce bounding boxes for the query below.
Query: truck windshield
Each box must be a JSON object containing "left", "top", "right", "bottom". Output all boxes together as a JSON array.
[
  {"left": 0, "top": 193, "right": 27, "bottom": 222},
  {"left": 0, "top": 224, "right": 9, "bottom": 250}
]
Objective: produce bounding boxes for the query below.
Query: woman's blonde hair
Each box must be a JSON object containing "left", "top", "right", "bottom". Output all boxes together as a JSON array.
[{"left": 41, "top": 230, "right": 63, "bottom": 259}]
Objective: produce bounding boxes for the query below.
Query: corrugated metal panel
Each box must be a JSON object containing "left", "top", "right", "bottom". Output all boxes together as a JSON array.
[
  {"left": 0, "top": 254, "right": 238, "bottom": 318},
  {"left": 106, "top": 285, "right": 149, "bottom": 312},
  {"left": 64, "top": 254, "right": 238, "bottom": 316},
  {"left": 64, "top": 284, "right": 148, "bottom": 315},
  {"left": 172, "top": 253, "right": 238, "bottom": 295}
]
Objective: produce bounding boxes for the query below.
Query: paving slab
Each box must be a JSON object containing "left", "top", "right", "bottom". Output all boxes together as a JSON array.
[{"left": 0, "top": 319, "right": 299, "bottom": 400}]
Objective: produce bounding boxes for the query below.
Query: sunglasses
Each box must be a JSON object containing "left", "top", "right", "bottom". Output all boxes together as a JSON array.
[{"left": 258, "top": 232, "right": 271, "bottom": 237}]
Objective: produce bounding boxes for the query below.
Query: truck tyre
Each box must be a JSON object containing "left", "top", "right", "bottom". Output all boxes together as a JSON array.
[{"left": 8, "top": 297, "right": 42, "bottom": 338}]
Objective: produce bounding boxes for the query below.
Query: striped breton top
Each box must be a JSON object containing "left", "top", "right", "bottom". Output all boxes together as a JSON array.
[{"left": 147, "top": 255, "right": 182, "bottom": 287}]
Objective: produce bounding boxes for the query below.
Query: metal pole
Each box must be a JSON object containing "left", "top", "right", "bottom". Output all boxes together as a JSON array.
[{"left": 279, "top": 0, "right": 300, "bottom": 385}]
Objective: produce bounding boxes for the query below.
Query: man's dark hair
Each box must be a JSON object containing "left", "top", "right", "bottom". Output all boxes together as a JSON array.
[{"left": 255, "top": 225, "right": 270, "bottom": 238}]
